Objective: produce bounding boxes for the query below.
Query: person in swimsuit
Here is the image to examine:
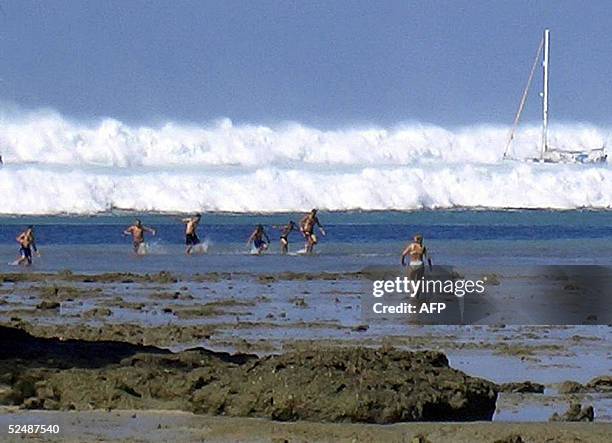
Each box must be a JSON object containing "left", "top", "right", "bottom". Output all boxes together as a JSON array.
[
  {"left": 15, "top": 226, "right": 39, "bottom": 266},
  {"left": 123, "top": 219, "right": 156, "bottom": 254},
  {"left": 277, "top": 220, "right": 297, "bottom": 254},
  {"left": 300, "top": 209, "right": 326, "bottom": 254},
  {"left": 182, "top": 213, "right": 202, "bottom": 255},
  {"left": 401, "top": 234, "right": 432, "bottom": 295},
  {"left": 247, "top": 224, "right": 270, "bottom": 255}
]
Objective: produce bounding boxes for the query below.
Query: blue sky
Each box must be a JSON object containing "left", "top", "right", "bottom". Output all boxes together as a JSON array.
[{"left": 0, "top": 0, "right": 611, "bottom": 126}]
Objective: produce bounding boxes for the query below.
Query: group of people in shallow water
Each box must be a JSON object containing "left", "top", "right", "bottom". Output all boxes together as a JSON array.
[
  {"left": 120, "top": 208, "right": 326, "bottom": 257},
  {"left": 245, "top": 209, "right": 326, "bottom": 255},
  {"left": 12, "top": 209, "right": 328, "bottom": 265},
  {"left": 12, "top": 209, "right": 432, "bottom": 278}
]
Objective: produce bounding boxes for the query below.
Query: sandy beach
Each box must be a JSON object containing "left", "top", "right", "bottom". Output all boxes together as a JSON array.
[{"left": 1, "top": 409, "right": 611, "bottom": 443}]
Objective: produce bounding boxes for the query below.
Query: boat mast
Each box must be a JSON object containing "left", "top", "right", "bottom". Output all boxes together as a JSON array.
[
  {"left": 503, "top": 37, "right": 544, "bottom": 159},
  {"left": 541, "top": 29, "right": 550, "bottom": 158}
]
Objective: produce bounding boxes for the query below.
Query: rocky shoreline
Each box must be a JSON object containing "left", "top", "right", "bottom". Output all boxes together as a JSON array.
[
  {"left": 0, "top": 270, "right": 610, "bottom": 441},
  {"left": 0, "top": 326, "right": 497, "bottom": 423}
]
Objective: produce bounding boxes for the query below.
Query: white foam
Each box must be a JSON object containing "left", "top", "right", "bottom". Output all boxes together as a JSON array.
[
  {"left": 190, "top": 240, "right": 209, "bottom": 255},
  {"left": 136, "top": 242, "right": 148, "bottom": 256},
  {"left": 0, "top": 108, "right": 610, "bottom": 213}
]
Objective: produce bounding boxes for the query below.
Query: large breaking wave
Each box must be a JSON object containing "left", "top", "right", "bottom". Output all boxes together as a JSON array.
[{"left": 0, "top": 108, "right": 610, "bottom": 214}]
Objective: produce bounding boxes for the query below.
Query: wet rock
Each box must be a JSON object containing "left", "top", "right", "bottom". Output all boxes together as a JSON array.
[
  {"left": 43, "top": 399, "right": 60, "bottom": 410},
  {"left": 558, "top": 376, "right": 612, "bottom": 394},
  {"left": 558, "top": 380, "right": 585, "bottom": 394},
  {"left": 10, "top": 377, "right": 38, "bottom": 405},
  {"left": 83, "top": 308, "right": 112, "bottom": 319},
  {"left": 586, "top": 375, "right": 612, "bottom": 393},
  {"left": 150, "top": 291, "right": 180, "bottom": 300},
  {"left": 173, "top": 299, "right": 250, "bottom": 318},
  {"left": 36, "top": 300, "right": 60, "bottom": 310},
  {"left": 0, "top": 326, "right": 497, "bottom": 423},
  {"left": 21, "top": 396, "right": 44, "bottom": 409},
  {"left": 38, "top": 285, "right": 102, "bottom": 301},
  {"left": 580, "top": 405, "right": 595, "bottom": 422},
  {"left": 191, "top": 347, "right": 498, "bottom": 423},
  {"left": 351, "top": 324, "right": 369, "bottom": 332},
  {"left": 172, "top": 306, "right": 221, "bottom": 319},
  {"left": 563, "top": 282, "right": 580, "bottom": 291},
  {"left": 192, "top": 272, "right": 225, "bottom": 283},
  {"left": 0, "top": 384, "right": 15, "bottom": 405},
  {"left": 35, "top": 381, "right": 56, "bottom": 399},
  {"left": 257, "top": 275, "right": 277, "bottom": 283},
  {"left": 292, "top": 297, "right": 308, "bottom": 308},
  {"left": 499, "top": 381, "right": 545, "bottom": 394},
  {"left": 482, "top": 273, "right": 501, "bottom": 285},
  {"left": 78, "top": 272, "right": 179, "bottom": 284},
  {"left": 549, "top": 403, "right": 594, "bottom": 422},
  {"left": 8, "top": 320, "right": 218, "bottom": 347},
  {"left": 493, "top": 435, "right": 524, "bottom": 443},
  {"left": 113, "top": 301, "right": 145, "bottom": 310},
  {"left": 149, "top": 272, "right": 178, "bottom": 284}
]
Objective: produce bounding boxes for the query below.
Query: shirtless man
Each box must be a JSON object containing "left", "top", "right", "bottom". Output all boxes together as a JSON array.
[
  {"left": 247, "top": 224, "right": 270, "bottom": 255},
  {"left": 123, "top": 219, "right": 156, "bottom": 254},
  {"left": 300, "top": 209, "right": 326, "bottom": 254},
  {"left": 182, "top": 213, "right": 202, "bottom": 255},
  {"left": 401, "top": 234, "right": 432, "bottom": 285},
  {"left": 277, "top": 220, "right": 297, "bottom": 254},
  {"left": 15, "top": 226, "right": 39, "bottom": 266}
]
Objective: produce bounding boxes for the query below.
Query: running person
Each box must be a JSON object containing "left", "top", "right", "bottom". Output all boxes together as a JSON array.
[
  {"left": 401, "top": 234, "right": 432, "bottom": 287},
  {"left": 247, "top": 224, "right": 270, "bottom": 255},
  {"left": 277, "top": 220, "right": 298, "bottom": 254},
  {"left": 182, "top": 213, "right": 202, "bottom": 255},
  {"left": 300, "top": 209, "right": 326, "bottom": 254},
  {"left": 123, "top": 219, "right": 156, "bottom": 254},
  {"left": 15, "top": 226, "right": 39, "bottom": 266}
]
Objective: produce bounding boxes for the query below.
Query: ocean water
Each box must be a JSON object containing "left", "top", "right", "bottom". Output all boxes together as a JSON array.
[
  {"left": 1, "top": 111, "right": 611, "bottom": 271},
  {"left": 0, "top": 110, "right": 612, "bottom": 213},
  {"left": 1, "top": 210, "right": 611, "bottom": 274}
]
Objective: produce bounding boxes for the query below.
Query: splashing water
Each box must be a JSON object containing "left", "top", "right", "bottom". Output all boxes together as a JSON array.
[{"left": 0, "top": 108, "right": 610, "bottom": 213}]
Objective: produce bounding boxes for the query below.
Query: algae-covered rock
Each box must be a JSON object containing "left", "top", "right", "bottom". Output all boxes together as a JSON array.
[
  {"left": 499, "top": 381, "right": 545, "bottom": 394},
  {"left": 586, "top": 375, "right": 612, "bottom": 393},
  {"left": 549, "top": 403, "right": 594, "bottom": 422},
  {"left": 558, "top": 380, "right": 585, "bottom": 394},
  {"left": 557, "top": 376, "right": 611, "bottom": 394},
  {"left": 36, "top": 300, "right": 60, "bottom": 310},
  {"left": 191, "top": 346, "right": 498, "bottom": 423},
  {"left": 493, "top": 435, "right": 524, "bottom": 443},
  {"left": 0, "top": 326, "right": 497, "bottom": 423}
]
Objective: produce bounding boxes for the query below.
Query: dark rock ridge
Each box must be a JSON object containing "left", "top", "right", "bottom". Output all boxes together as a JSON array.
[
  {"left": 0, "top": 326, "right": 497, "bottom": 423},
  {"left": 499, "top": 381, "right": 545, "bottom": 394},
  {"left": 549, "top": 403, "right": 595, "bottom": 422},
  {"left": 192, "top": 346, "right": 498, "bottom": 422},
  {"left": 557, "top": 377, "right": 612, "bottom": 394}
]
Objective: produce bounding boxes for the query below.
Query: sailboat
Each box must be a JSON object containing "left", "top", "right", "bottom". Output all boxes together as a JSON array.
[{"left": 503, "top": 29, "right": 607, "bottom": 164}]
